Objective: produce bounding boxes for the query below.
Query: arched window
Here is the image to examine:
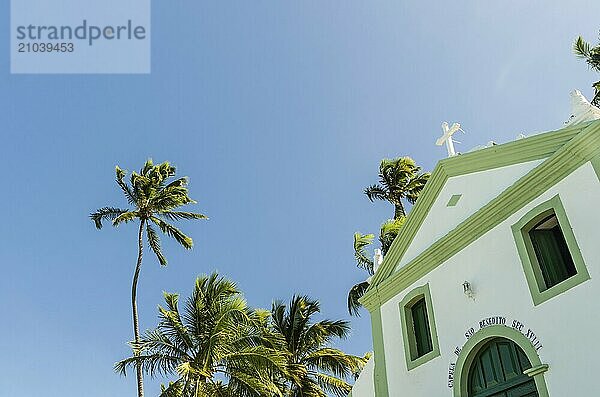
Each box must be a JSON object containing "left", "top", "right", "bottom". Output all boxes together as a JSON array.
[
  {"left": 468, "top": 338, "right": 538, "bottom": 396},
  {"left": 512, "top": 194, "right": 590, "bottom": 306},
  {"left": 527, "top": 212, "right": 576, "bottom": 289},
  {"left": 399, "top": 283, "right": 440, "bottom": 370}
]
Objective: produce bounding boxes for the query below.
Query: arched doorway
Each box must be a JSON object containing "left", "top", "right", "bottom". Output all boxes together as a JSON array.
[{"left": 468, "top": 338, "right": 538, "bottom": 397}]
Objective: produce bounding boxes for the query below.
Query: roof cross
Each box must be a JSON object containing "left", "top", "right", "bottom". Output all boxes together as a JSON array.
[{"left": 436, "top": 122, "right": 464, "bottom": 157}]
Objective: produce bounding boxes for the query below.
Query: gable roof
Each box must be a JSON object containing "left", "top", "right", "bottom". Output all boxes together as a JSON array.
[{"left": 360, "top": 120, "right": 600, "bottom": 311}]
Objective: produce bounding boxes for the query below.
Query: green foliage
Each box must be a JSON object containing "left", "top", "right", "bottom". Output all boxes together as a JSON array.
[
  {"left": 353, "top": 233, "right": 374, "bottom": 274},
  {"left": 347, "top": 219, "right": 404, "bottom": 316},
  {"left": 116, "top": 273, "right": 288, "bottom": 397},
  {"left": 347, "top": 281, "right": 370, "bottom": 317},
  {"left": 349, "top": 156, "right": 429, "bottom": 316},
  {"left": 91, "top": 159, "right": 207, "bottom": 266},
  {"left": 92, "top": 159, "right": 207, "bottom": 397},
  {"left": 573, "top": 33, "right": 600, "bottom": 106},
  {"left": 364, "top": 157, "right": 430, "bottom": 219},
  {"left": 271, "top": 295, "right": 369, "bottom": 397},
  {"left": 379, "top": 217, "right": 406, "bottom": 255}
]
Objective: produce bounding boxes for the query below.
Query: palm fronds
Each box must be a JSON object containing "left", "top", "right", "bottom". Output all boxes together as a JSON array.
[
  {"left": 347, "top": 281, "right": 370, "bottom": 317},
  {"left": 573, "top": 33, "right": 600, "bottom": 106},
  {"left": 270, "top": 295, "right": 368, "bottom": 397},
  {"left": 364, "top": 157, "right": 430, "bottom": 219},
  {"left": 92, "top": 160, "right": 207, "bottom": 397},
  {"left": 117, "top": 273, "right": 288, "bottom": 397},
  {"left": 349, "top": 156, "right": 430, "bottom": 316},
  {"left": 91, "top": 159, "right": 207, "bottom": 264},
  {"left": 379, "top": 217, "right": 406, "bottom": 255},
  {"left": 353, "top": 233, "right": 374, "bottom": 273}
]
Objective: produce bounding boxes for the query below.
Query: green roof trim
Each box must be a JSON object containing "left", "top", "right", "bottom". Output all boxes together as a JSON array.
[{"left": 361, "top": 120, "right": 600, "bottom": 311}]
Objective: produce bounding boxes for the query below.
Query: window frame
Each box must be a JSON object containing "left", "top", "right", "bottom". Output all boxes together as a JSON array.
[
  {"left": 512, "top": 194, "right": 590, "bottom": 306},
  {"left": 399, "top": 283, "right": 440, "bottom": 370}
]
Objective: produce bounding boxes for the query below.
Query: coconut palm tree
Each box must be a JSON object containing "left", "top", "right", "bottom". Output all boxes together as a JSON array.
[
  {"left": 347, "top": 218, "right": 405, "bottom": 316},
  {"left": 116, "top": 273, "right": 288, "bottom": 397},
  {"left": 91, "top": 159, "right": 207, "bottom": 397},
  {"left": 271, "top": 295, "right": 368, "bottom": 397},
  {"left": 573, "top": 34, "right": 600, "bottom": 106},
  {"left": 348, "top": 156, "right": 429, "bottom": 316},
  {"left": 364, "top": 157, "right": 430, "bottom": 220}
]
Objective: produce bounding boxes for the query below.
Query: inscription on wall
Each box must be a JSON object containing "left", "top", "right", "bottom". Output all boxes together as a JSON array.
[{"left": 447, "top": 316, "right": 543, "bottom": 389}]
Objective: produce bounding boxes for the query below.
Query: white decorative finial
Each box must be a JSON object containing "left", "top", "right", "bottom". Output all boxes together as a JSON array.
[
  {"left": 436, "top": 122, "right": 464, "bottom": 157},
  {"left": 565, "top": 90, "right": 600, "bottom": 126},
  {"left": 366, "top": 249, "right": 384, "bottom": 284},
  {"left": 373, "top": 249, "right": 383, "bottom": 273}
]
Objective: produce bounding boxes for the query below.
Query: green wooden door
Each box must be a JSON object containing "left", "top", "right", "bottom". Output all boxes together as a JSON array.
[{"left": 468, "top": 338, "right": 539, "bottom": 397}]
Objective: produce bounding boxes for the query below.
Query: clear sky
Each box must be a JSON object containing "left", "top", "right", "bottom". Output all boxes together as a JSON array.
[{"left": 1, "top": 2, "right": 599, "bottom": 396}]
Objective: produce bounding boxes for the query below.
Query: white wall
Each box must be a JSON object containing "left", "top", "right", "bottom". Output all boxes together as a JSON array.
[
  {"left": 380, "top": 161, "right": 600, "bottom": 396},
  {"left": 396, "top": 159, "right": 543, "bottom": 270},
  {"left": 351, "top": 356, "right": 375, "bottom": 397}
]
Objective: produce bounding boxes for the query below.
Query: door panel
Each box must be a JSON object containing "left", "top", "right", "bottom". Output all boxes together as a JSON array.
[{"left": 468, "top": 338, "right": 539, "bottom": 397}]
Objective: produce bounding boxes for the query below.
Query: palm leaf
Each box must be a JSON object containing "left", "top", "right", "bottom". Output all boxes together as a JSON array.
[
  {"left": 364, "top": 184, "right": 387, "bottom": 202},
  {"left": 353, "top": 233, "right": 374, "bottom": 273},
  {"left": 158, "top": 211, "right": 208, "bottom": 222},
  {"left": 347, "top": 281, "right": 369, "bottom": 316},
  {"left": 90, "top": 207, "right": 129, "bottom": 229},
  {"left": 151, "top": 216, "right": 193, "bottom": 249},
  {"left": 112, "top": 211, "right": 139, "bottom": 226},
  {"left": 115, "top": 166, "right": 138, "bottom": 205},
  {"left": 574, "top": 36, "right": 591, "bottom": 58},
  {"left": 315, "top": 373, "right": 351, "bottom": 397},
  {"left": 379, "top": 217, "right": 405, "bottom": 255},
  {"left": 147, "top": 223, "right": 167, "bottom": 266}
]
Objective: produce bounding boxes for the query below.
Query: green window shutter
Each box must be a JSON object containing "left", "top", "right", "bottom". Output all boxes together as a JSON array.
[
  {"left": 529, "top": 223, "right": 577, "bottom": 289},
  {"left": 411, "top": 298, "right": 433, "bottom": 357}
]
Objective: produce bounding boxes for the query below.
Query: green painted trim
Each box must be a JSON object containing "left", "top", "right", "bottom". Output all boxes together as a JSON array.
[
  {"left": 453, "top": 325, "right": 550, "bottom": 397},
  {"left": 399, "top": 283, "right": 440, "bottom": 370},
  {"left": 511, "top": 194, "right": 590, "bottom": 305},
  {"left": 590, "top": 152, "right": 600, "bottom": 181},
  {"left": 370, "top": 308, "right": 389, "bottom": 397},
  {"left": 524, "top": 364, "right": 549, "bottom": 378},
  {"left": 367, "top": 122, "right": 588, "bottom": 291},
  {"left": 360, "top": 120, "right": 600, "bottom": 311},
  {"left": 447, "top": 194, "right": 462, "bottom": 207}
]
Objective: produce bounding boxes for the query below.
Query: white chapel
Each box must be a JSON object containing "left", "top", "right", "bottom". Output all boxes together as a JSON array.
[{"left": 350, "top": 91, "right": 600, "bottom": 397}]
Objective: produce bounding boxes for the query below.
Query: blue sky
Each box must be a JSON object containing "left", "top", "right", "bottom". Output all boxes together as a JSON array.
[{"left": 1, "top": 1, "right": 599, "bottom": 396}]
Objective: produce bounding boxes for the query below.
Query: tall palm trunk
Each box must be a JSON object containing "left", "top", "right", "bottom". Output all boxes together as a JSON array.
[
  {"left": 393, "top": 201, "right": 406, "bottom": 220},
  {"left": 132, "top": 220, "right": 145, "bottom": 397}
]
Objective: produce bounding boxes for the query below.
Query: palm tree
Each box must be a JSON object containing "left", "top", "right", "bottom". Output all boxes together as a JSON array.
[
  {"left": 116, "top": 273, "right": 288, "bottom": 397},
  {"left": 91, "top": 159, "right": 207, "bottom": 397},
  {"left": 348, "top": 156, "right": 429, "bottom": 316},
  {"left": 364, "top": 157, "right": 430, "bottom": 220},
  {"left": 271, "top": 295, "right": 368, "bottom": 397},
  {"left": 573, "top": 34, "right": 600, "bottom": 107},
  {"left": 347, "top": 218, "right": 405, "bottom": 316}
]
